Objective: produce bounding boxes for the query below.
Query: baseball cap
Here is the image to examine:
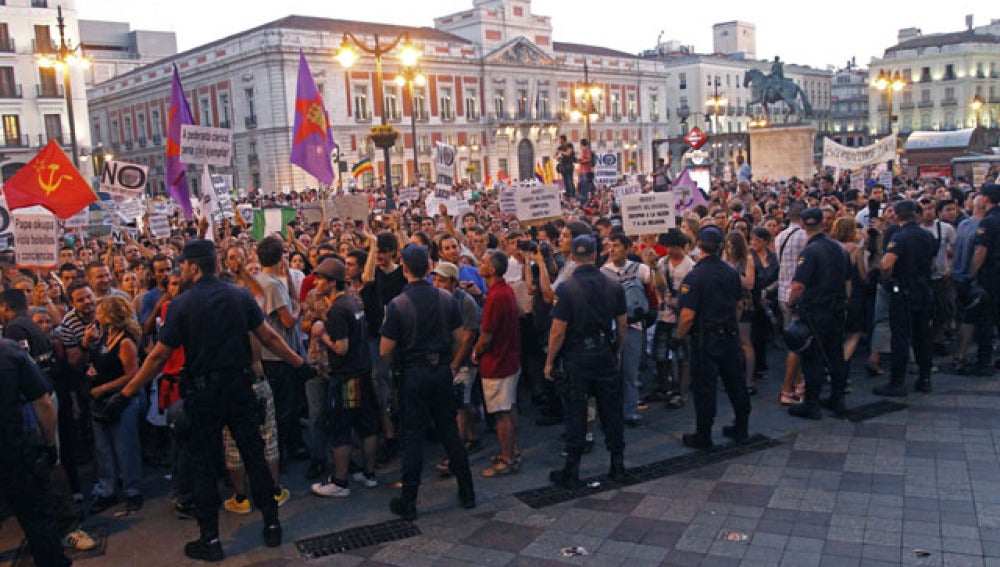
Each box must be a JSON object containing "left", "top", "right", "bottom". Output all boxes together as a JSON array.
[
  {"left": 400, "top": 244, "right": 430, "bottom": 277},
  {"left": 983, "top": 184, "right": 1000, "bottom": 203},
  {"left": 571, "top": 235, "right": 596, "bottom": 257},
  {"left": 313, "top": 258, "right": 346, "bottom": 281},
  {"left": 892, "top": 199, "right": 918, "bottom": 217},
  {"left": 698, "top": 226, "right": 725, "bottom": 246},
  {"left": 432, "top": 261, "right": 459, "bottom": 281},
  {"left": 801, "top": 207, "right": 824, "bottom": 228},
  {"left": 175, "top": 239, "right": 215, "bottom": 263}
]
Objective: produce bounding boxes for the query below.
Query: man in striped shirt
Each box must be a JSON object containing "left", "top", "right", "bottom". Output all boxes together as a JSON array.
[{"left": 774, "top": 201, "right": 808, "bottom": 405}]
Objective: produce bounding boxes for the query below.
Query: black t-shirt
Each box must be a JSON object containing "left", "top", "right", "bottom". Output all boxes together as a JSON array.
[
  {"left": 3, "top": 314, "right": 52, "bottom": 362},
  {"left": 326, "top": 293, "right": 371, "bottom": 379},
  {"left": 365, "top": 266, "right": 406, "bottom": 338},
  {"left": 0, "top": 339, "right": 49, "bottom": 456}
]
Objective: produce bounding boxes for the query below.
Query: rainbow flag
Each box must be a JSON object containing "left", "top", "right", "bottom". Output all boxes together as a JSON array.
[{"left": 352, "top": 157, "right": 374, "bottom": 179}]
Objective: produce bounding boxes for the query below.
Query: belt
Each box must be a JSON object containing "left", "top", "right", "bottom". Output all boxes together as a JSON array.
[
  {"left": 189, "top": 368, "right": 252, "bottom": 390},
  {"left": 693, "top": 325, "right": 737, "bottom": 338}
]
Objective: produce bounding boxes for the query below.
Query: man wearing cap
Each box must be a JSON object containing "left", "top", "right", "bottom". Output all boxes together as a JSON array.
[
  {"left": 113, "top": 239, "right": 314, "bottom": 562},
  {"left": 874, "top": 200, "right": 937, "bottom": 397},
  {"left": 674, "top": 226, "right": 750, "bottom": 449},
  {"left": 309, "top": 259, "right": 379, "bottom": 498},
  {"left": 431, "top": 262, "right": 482, "bottom": 461},
  {"left": 380, "top": 245, "right": 475, "bottom": 521},
  {"left": 786, "top": 208, "right": 852, "bottom": 419},
  {"left": 545, "top": 234, "right": 627, "bottom": 488}
]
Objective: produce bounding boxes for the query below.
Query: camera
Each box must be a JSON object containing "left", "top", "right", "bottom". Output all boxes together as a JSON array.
[
  {"left": 517, "top": 239, "right": 538, "bottom": 253},
  {"left": 539, "top": 241, "right": 553, "bottom": 259}
]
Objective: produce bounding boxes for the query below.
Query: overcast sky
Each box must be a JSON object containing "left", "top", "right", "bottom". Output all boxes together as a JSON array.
[{"left": 76, "top": 0, "right": 995, "bottom": 70}]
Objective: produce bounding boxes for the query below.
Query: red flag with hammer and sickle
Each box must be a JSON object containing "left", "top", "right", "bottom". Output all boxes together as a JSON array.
[{"left": 2, "top": 140, "right": 96, "bottom": 219}]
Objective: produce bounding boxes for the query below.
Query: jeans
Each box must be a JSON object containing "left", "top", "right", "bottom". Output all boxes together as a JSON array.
[
  {"left": 304, "top": 376, "right": 329, "bottom": 461},
  {"left": 92, "top": 395, "right": 145, "bottom": 498},
  {"left": 561, "top": 169, "right": 576, "bottom": 200},
  {"left": 577, "top": 173, "right": 594, "bottom": 202},
  {"left": 620, "top": 327, "right": 643, "bottom": 419}
]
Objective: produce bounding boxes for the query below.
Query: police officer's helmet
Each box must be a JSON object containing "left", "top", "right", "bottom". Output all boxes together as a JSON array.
[{"left": 783, "top": 319, "right": 813, "bottom": 354}]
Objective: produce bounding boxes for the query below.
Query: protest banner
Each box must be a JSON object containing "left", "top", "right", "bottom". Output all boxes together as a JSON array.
[
  {"left": 850, "top": 169, "right": 865, "bottom": 192},
  {"left": 515, "top": 184, "right": 561, "bottom": 222},
  {"left": 148, "top": 215, "right": 170, "bottom": 238},
  {"left": 180, "top": 125, "right": 233, "bottom": 166},
  {"left": 112, "top": 227, "right": 138, "bottom": 246},
  {"left": 333, "top": 194, "right": 369, "bottom": 221},
  {"left": 397, "top": 187, "right": 420, "bottom": 202},
  {"left": 116, "top": 199, "right": 145, "bottom": 223},
  {"left": 499, "top": 188, "right": 517, "bottom": 214},
  {"left": 0, "top": 199, "right": 12, "bottom": 248},
  {"left": 100, "top": 161, "right": 148, "bottom": 201},
  {"left": 13, "top": 211, "right": 58, "bottom": 269},
  {"left": 613, "top": 183, "right": 642, "bottom": 203},
  {"left": 146, "top": 199, "right": 174, "bottom": 216},
  {"left": 65, "top": 207, "right": 89, "bottom": 229},
  {"left": 821, "top": 135, "right": 896, "bottom": 170},
  {"left": 620, "top": 192, "right": 675, "bottom": 235},
  {"left": 594, "top": 153, "right": 619, "bottom": 185},
  {"left": 434, "top": 142, "right": 456, "bottom": 185}
]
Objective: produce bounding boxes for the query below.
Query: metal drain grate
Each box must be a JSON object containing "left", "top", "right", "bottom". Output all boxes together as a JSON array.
[
  {"left": 515, "top": 434, "right": 779, "bottom": 509},
  {"left": 295, "top": 519, "right": 420, "bottom": 558},
  {"left": 844, "top": 400, "right": 908, "bottom": 422}
]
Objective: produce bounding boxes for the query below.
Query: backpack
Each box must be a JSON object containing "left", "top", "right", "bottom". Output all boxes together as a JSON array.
[{"left": 617, "top": 261, "right": 650, "bottom": 324}]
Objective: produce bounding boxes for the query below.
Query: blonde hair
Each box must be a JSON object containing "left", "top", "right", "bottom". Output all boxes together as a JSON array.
[
  {"left": 831, "top": 216, "right": 859, "bottom": 244},
  {"left": 97, "top": 295, "right": 141, "bottom": 341}
]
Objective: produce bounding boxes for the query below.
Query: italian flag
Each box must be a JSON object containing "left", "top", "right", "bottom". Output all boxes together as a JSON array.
[{"left": 252, "top": 207, "right": 298, "bottom": 240}]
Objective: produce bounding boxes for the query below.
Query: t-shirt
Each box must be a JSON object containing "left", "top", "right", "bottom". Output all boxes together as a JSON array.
[
  {"left": 367, "top": 265, "right": 406, "bottom": 338},
  {"left": 657, "top": 255, "right": 695, "bottom": 324},
  {"left": 921, "top": 219, "right": 956, "bottom": 279},
  {"left": 479, "top": 280, "right": 521, "bottom": 378},
  {"left": 255, "top": 272, "right": 299, "bottom": 361},
  {"left": 59, "top": 309, "right": 89, "bottom": 350},
  {"left": 453, "top": 288, "right": 480, "bottom": 368},
  {"left": 325, "top": 293, "right": 371, "bottom": 380}
]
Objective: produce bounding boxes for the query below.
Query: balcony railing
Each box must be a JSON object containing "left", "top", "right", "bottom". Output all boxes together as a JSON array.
[
  {"left": 31, "top": 39, "right": 56, "bottom": 53},
  {"left": 918, "top": 100, "right": 934, "bottom": 108},
  {"left": 36, "top": 84, "right": 63, "bottom": 98},
  {"left": 990, "top": 95, "right": 1000, "bottom": 104},
  {"left": 0, "top": 38, "right": 15, "bottom": 53},
  {"left": 38, "top": 133, "right": 63, "bottom": 146},
  {"left": 219, "top": 120, "right": 230, "bottom": 129},
  {"left": 940, "top": 98, "right": 957, "bottom": 107},
  {"left": 611, "top": 112, "right": 622, "bottom": 122},
  {"left": 466, "top": 112, "right": 480, "bottom": 121},
  {"left": 676, "top": 105, "right": 691, "bottom": 118},
  {"left": 245, "top": 115, "right": 257, "bottom": 129},
  {"left": 649, "top": 113, "right": 659, "bottom": 122},
  {"left": 0, "top": 84, "right": 22, "bottom": 98},
  {"left": 5, "top": 135, "right": 28, "bottom": 148},
  {"left": 353, "top": 111, "right": 371, "bottom": 123},
  {"left": 414, "top": 111, "right": 428, "bottom": 123},
  {"left": 417, "top": 145, "right": 432, "bottom": 155},
  {"left": 441, "top": 111, "right": 455, "bottom": 122},
  {"left": 899, "top": 102, "right": 915, "bottom": 109}
]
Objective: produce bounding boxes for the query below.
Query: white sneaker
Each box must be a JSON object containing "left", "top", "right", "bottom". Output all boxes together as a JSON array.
[
  {"left": 61, "top": 529, "right": 98, "bottom": 551},
  {"left": 311, "top": 478, "right": 351, "bottom": 497},
  {"left": 352, "top": 471, "right": 378, "bottom": 488}
]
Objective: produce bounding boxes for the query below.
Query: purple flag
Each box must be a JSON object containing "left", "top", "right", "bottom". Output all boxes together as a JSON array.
[
  {"left": 289, "top": 51, "right": 336, "bottom": 185},
  {"left": 166, "top": 65, "right": 195, "bottom": 219},
  {"left": 672, "top": 168, "right": 708, "bottom": 214}
]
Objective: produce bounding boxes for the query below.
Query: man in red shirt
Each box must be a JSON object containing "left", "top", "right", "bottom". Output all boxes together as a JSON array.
[{"left": 472, "top": 250, "right": 522, "bottom": 477}]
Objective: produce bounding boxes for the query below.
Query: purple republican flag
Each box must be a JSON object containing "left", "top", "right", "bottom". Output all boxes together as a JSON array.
[
  {"left": 289, "top": 51, "right": 336, "bottom": 186},
  {"left": 166, "top": 65, "right": 195, "bottom": 219},
  {"left": 672, "top": 168, "right": 708, "bottom": 214}
]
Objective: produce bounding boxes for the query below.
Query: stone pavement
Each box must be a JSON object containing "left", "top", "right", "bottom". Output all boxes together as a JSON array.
[{"left": 4, "top": 359, "right": 1000, "bottom": 566}]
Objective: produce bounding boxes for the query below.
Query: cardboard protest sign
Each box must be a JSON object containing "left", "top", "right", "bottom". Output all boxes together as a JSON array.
[
  {"left": 613, "top": 183, "right": 642, "bottom": 203},
  {"left": 100, "top": 161, "right": 148, "bottom": 201},
  {"left": 13, "top": 211, "right": 58, "bottom": 269},
  {"left": 620, "top": 192, "right": 675, "bottom": 235},
  {"left": 332, "top": 194, "right": 369, "bottom": 221},
  {"left": 148, "top": 215, "right": 171, "bottom": 238},
  {"left": 180, "top": 125, "right": 232, "bottom": 166},
  {"left": 514, "top": 184, "right": 561, "bottom": 221}
]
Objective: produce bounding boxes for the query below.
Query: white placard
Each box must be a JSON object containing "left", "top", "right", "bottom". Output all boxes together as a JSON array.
[
  {"left": 514, "top": 184, "right": 562, "bottom": 221},
  {"left": 878, "top": 170, "right": 893, "bottom": 188},
  {"left": 434, "top": 142, "right": 456, "bottom": 185},
  {"left": 13, "top": 212, "right": 58, "bottom": 269},
  {"left": 148, "top": 215, "right": 170, "bottom": 238},
  {"left": 613, "top": 183, "right": 642, "bottom": 203},
  {"left": 594, "top": 153, "right": 619, "bottom": 186},
  {"left": 332, "top": 194, "right": 369, "bottom": 221},
  {"left": 116, "top": 199, "right": 145, "bottom": 223},
  {"left": 100, "top": 160, "right": 148, "bottom": 201},
  {"left": 146, "top": 199, "right": 174, "bottom": 216},
  {"left": 398, "top": 187, "right": 420, "bottom": 202},
  {"left": 619, "top": 192, "right": 675, "bottom": 235},
  {"left": 434, "top": 184, "right": 453, "bottom": 198},
  {"left": 65, "top": 208, "right": 89, "bottom": 229},
  {"left": 499, "top": 189, "right": 517, "bottom": 214},
  {"left": 179, "top": 125, "right": 232, "bottom": 166},
  {"left": 112, "top": 227, "right": 137, "bottom": 245}
]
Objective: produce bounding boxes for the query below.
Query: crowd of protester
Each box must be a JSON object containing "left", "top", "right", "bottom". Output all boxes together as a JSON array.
[{"left": 2, "top": 155, "right": 1000, "bottom": 560}]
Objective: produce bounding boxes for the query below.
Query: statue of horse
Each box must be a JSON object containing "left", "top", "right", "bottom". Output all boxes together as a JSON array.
[{"left": 743, "top": 69, "right": 813, "bottom": 119}]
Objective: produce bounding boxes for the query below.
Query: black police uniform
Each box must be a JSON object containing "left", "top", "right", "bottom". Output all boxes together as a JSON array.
[
  {"left": 677, "top": 244, "right": 750, "bottom": 446},
  {"left": 973, "top": 202, "right": 1000, "bottom": 363},
  {"left": 381, "top": 278, "right": 474, "bottom": 518},
  {"left": 157, "top": 270, "right": 280, "bottom": 544},
  {"left": 791, "top": 227, "right": 851, "bottom": 416},
  {"left": 550, "top": 261, "right": 627, "bottom": 480},
  {"left": 0, "top": 339, "right": 70, "bottom": 567},
  {"left": 879, "top": 216, "right": 937, "bottom": 394}
]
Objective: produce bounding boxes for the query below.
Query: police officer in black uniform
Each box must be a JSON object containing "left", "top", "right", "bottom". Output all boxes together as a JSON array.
[
  {"left": 544, "top": 234, "right": 627, "bottom": 488},
  {"left": 380, "top": 244, "right": 475, "bottom": 521},
  {"left": 0, "top": 339, "right": 69, "bottom": 567},
  {"left": 970, "top": 184, "right": 1000, "bottom": 367},
  {"left": 874, "top": 200, "right": 937, "bottom": 397},
  {"left": 675, "top": 226, "right": 750, "bottom": 449},
  {"left": 114, "top": 240, "right": 312, "bottom": 562},
  {"left": 786, "top": 207, "right": 852, "bottom": 419}
]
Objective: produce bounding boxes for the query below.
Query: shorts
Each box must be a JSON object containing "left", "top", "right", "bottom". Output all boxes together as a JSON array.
[
  {"left": 326, "top": 375, "right": 379, "bottom": 447},
  {"left": 224, "top": 379, "right": 279, "bottom": 470},
  {"left": 453, "top": 366, "right": 477, "bottom": 406},
  {"left": 481, "top": 370, "right": 520, "bottom": 414}
]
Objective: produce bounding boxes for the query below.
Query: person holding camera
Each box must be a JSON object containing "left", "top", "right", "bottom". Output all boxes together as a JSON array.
[{"left": 555, "top": 134, "right": 576, "bottom": 200}]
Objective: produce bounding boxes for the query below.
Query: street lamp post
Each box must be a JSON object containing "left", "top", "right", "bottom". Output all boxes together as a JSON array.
[
  {"left": 570, "top": 61, "right": 602, "bottom": 144},
  {"left": 705, "top": 77, "right": 727, "bottom": 135},
  {"left": 336, "top": 32, "right": 418, "bottom": 211},
  {"left": 37, "top": 5, "right": 89, "bottom": 166},
  {"left": 873, "top": 69, "right": 906, "bottom": 175},
  {"left": 971, "top": 94, "right": 985, "bottom": 129},
  {"left": 395, "top": 67, "right": 426, "bottom": 185}
]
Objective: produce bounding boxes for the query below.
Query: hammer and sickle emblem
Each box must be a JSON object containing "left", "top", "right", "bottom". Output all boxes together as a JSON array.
[{"left": 38, "top": 163, "right": 73, "bottom": 196}]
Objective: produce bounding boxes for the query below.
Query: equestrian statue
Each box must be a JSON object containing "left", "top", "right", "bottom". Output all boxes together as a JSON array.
[{"left": 744, "top": 57, "right": 813, "bottom": 120}]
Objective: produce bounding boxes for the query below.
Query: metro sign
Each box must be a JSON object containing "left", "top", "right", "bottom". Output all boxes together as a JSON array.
[{"left": 683, "top": 127, "right": 708, "bottom": 150}]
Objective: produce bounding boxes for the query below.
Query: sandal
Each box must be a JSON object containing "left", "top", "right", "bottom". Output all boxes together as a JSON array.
[
  {"left": 481, "top": 459, "right": 517, "bottom": 477},
  {"left": 490, "top": 453, "right": 523, "bottom": 466},
  {"left": 780, "top": 392, "right": 802, "bottom": 405}
]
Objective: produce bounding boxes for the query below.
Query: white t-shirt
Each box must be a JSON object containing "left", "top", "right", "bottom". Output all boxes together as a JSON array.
[
  {"left": 657, "top": 255, "right": 696, "bottom": 324},
  {"left": 921, "top": 220, "right": 956, "bottom": 279}
]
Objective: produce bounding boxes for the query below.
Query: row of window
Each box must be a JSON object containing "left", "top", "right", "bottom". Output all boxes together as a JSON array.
[
  {"left": 0, "top": 66, "right": 64, "bottom": 98},
  {"left": 0, "top": 112, "right": 64, "bottom": 147}
]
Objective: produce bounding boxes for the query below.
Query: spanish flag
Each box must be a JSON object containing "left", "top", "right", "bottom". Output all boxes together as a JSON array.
[
  {"left": 2, "top": 140, "right": 96, "bottom": 219},
  {"left": 544, "top": 158, "right": 557, "bottom": 185},
  {"left": 534, "top": 161, "right": 545, "bottom": 183},
  {"left": 352, "top": 157, "right": 374, "bottom": 179}
]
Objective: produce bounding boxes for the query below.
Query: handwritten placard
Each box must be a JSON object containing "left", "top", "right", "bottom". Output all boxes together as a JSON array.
[
  {"left": 620, "top": 192, "right": 675, "bottom": 235},
  {"left": 514, "top": 184, "right": 562, "bottom": 221}
]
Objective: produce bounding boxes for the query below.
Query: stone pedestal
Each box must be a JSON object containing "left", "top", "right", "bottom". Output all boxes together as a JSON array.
[{"left": 749, "top": 125, "right": 815, "bottom": 181}]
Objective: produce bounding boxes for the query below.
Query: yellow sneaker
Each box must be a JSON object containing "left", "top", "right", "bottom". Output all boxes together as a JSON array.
[
  {"left": 223, "top": 494, "right": 251, "bottom": 515},
  {"left": 274, "top": 486, "right": 291, "bottom": 507}
]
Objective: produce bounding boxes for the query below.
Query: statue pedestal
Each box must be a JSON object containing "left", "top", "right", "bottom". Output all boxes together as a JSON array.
[{"left": 749, "top": 125, "right": 815, "bottom": 181}]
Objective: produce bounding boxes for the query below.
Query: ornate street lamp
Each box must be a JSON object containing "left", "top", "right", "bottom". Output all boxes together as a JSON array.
[
  {"left": 971, "top": 94, "right": 985, "bottom": 128},
  {"left": 873, "top": 69, "right": 906, "bottom": 135},
  {"left": 569, "top": 61, "right": 602, "bottom": 144},
  {"left": 395, "top": 66, "right": 426, "bottom": 185},
  {"left": 36, "top": 5, "right": 89, "bottom": 166},
  {"left": 336, "top": 32, "right": 419, "bottom": 210}
]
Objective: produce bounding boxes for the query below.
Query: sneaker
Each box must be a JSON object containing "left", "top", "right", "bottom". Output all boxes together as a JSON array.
[
  {"left": 311, "top": 477, "right": 351, "bottom": 497},
  {"left": 184, "top": 538, "right": 224, "bottom": 562},
  {"left": 352, "top": 471, "right": 378, "bottom": 489},
  {"left": 223, "top": 495, "right": 251, "bottom": 515},
  {"left": 263, "top": 523, "right": 282, "bottom": 548},
  {"left": 274, "top": 486, "right": 291, "bottom": 507},
  {"left": 61, "top": 529, "right": 98, "bottom": 551}
]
